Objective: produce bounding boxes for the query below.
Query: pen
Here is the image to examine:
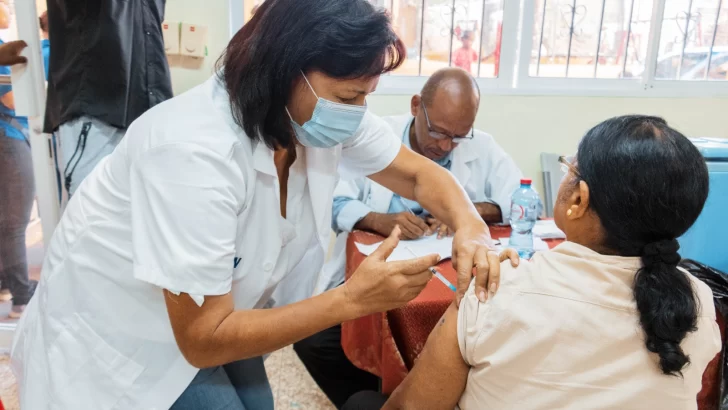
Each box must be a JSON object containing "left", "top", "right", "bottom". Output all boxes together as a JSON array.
[
  {"left": 397, "top": 196, "right": 416, "bottom": 216},
  {"left": 398, "top": 196, "right": 435, "bottom": 236},
  {"left": 405, "top": 246, "right": 457, "bottom": 292}
]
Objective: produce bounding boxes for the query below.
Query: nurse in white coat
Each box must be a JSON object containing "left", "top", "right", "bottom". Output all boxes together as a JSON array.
[
  {"left": 11, "top": 1, "right": 504, "bottom": 409},
  {"left": 294, "top": 68, "right": 522, "bottom": 407}
]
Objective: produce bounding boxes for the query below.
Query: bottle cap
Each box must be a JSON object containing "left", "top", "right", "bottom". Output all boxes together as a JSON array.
[{"left": 520, "top": 178, "right": 532, "bottom": 185}]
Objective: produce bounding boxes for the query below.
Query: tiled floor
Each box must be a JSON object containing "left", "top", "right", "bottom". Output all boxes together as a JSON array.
[
  {"left": 0, "top": 346, "right": 335, "bottom": 410},
  {"left": 267, "top": 346, "right": 336, "bottom": 410}
]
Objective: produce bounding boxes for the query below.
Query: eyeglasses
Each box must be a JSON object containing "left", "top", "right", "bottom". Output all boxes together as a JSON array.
[
  {"left": 558, "top": 155, "right": 580, "bottom": 178},
  {"left": 421, "top": 103, "right": 474, "bottom": 144}
]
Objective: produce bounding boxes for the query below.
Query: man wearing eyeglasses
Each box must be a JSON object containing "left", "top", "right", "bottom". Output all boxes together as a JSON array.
[{"left": 292, "top": 68, "right": 522, "bottom": 408}]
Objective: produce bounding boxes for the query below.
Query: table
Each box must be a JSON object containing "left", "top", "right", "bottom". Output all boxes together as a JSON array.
[{"left": 341, "top": 226, "right": 564, "bottom": 394}]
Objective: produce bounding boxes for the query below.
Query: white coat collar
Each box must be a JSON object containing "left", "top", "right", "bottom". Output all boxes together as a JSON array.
[{"left": 252, "top": 141, "right": 277, "bottom": 176}]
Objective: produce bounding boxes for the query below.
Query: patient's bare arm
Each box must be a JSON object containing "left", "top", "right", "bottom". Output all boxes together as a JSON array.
[{"left": 383, "top": 303, "right": 469, "bottom": 410}]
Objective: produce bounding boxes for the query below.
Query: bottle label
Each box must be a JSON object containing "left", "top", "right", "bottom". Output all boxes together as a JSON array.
[{"left": 510, "top": 203, "right": 538, "bottom": 221}]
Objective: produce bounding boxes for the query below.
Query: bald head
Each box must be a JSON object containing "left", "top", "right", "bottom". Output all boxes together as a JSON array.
[
  {"left": 421, "top": 67, "right": 480, "bottom": 107},
  {"left": 408, "top": 68, "right": 481, "bottom": 161}
]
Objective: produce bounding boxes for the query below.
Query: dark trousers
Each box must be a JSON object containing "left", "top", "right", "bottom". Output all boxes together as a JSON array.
[
  {"left": 0, "top": 135, "right": 35, "bottom": 306},
  {"left": 341, "top": 391, "right": 388, "bottom": 410},
  {"left": 293, "top": 324, "right": 380, "bottom": 409}
]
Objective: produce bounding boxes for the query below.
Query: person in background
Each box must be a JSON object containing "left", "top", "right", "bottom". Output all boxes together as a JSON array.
[
  {"left": 0, "top": 1, "right": 36, "bottom": 318},
  {"left": 344, "top": 115, "right": 721, "bottom": 410},
  {"left": 44, "top": 0, "right": 173, "bottom": 201},
  {"left": 453, "top": 31, "right": 479, "bottom": 74},
  {"left": 292, "top": 67, "right": 522, "bottom": 408}
]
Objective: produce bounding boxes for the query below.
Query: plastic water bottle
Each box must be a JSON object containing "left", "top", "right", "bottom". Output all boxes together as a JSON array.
[{"left": 509, "top": 179, "right": 541, "bottom": 259}]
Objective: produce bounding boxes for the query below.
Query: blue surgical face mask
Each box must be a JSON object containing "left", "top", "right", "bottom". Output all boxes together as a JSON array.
[{"left": 287, "top": 72, "right": 367, "bottom": 148}]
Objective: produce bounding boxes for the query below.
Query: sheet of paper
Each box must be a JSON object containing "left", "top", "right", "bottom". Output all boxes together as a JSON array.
[
  {"left": 355, "top": 234, "right": 453, "bottom": 262},
  {"left": 532, "top": 220, "right": 566, "bottom": 239},
  {"left": 497, "top": 237, "right": 550, "bottom": 252}
]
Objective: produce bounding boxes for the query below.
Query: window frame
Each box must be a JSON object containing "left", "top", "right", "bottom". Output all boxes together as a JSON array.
[
  {"left": 229, "top": 0, "right": 728, "bottom": 97},
  {"left": 513, "top": 0, "right": 728, "bottom": 97}
]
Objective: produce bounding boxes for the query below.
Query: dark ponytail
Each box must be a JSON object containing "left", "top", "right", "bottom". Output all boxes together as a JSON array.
[
  {"left": 575, "top": 115, "right": 709, "bottom": 376},
  {"left": 634, "top": 239, "right": 697, "bottom": 376}
]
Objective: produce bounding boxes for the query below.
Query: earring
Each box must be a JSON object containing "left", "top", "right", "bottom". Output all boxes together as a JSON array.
[{"left": 567, "top": 209, "right": 573, "bottom": 216}]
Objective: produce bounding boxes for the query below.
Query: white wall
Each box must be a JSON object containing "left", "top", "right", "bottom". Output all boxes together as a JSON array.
[
  {"left": 164, "top": 0, "right": 728, "bottom": 196},
  {"left": 164, "top": 0, "right": 230, "bottom": 95},
  {"left": 367, "top": 94, "right": 728, "bottom": 195}
]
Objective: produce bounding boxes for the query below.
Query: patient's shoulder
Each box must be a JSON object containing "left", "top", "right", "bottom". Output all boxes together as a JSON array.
[{"left": 686, "top": 272, "right": 717, "bottom": 320}]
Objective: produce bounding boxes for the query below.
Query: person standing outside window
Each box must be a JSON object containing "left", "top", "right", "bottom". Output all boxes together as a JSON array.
[
  {"left": 452, "top": 31, "right": 479, "bottom": 74},
  {"left": 44, "top": 0, "right": 173, "bottom": 201}
]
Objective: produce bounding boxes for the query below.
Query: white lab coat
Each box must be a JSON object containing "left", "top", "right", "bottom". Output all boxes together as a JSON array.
[
  {"left": 11, "top": 76, "right": 402, "bottom": 409},
  {"left": 314, "top": 114, "right": 523, "bottom": 295}
]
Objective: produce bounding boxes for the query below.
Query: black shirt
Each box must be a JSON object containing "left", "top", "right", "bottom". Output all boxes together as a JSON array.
[{"left": 44, "top": 0, "right": 173, "bottom": 133}]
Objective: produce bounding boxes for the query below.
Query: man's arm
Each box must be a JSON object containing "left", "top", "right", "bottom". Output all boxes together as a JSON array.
[
  {"left": 330, "top": 167, "right": 429, "bottom": 239},
  {"left": 427, "top": 202, "right": 502, "bottom": 236},
  {"left": 332, "top": 195, "right": 374, "bottom": 234},
  {"left": 473, "top": 202, "right": 502, "bottom": 223},
  {"left": 331, "top": 184, "right": 429, "bottom": 240},
  {"left": 383, "top": 303, "right": 469, "bottom": 410},
  {"left": 355, "top": 211, "right": 430, "bottom": 240}
]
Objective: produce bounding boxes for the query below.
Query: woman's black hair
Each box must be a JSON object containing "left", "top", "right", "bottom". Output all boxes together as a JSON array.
[
  {"left": 217, "top": 0, "right": 405, "bottom": 149},
  {"left": 576, "top": 115, "right": 709, "bottom": 376}
]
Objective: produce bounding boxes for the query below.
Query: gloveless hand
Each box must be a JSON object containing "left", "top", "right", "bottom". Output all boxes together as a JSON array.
[
  {"left": 375, "top": 212, "right": 430, "bottom": 240},
  {"left": 344, "top": 226, "right": 439, "bottom": 316},
  {"left": 425, "top": 216, "right": 453, "bottom": 239},
  {"left": 451, "top": 223, "right": 513, "bottom": 306}
]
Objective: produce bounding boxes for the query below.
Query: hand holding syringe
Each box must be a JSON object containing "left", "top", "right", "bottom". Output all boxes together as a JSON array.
[{"left": 405, "top": 246, "right": 456, "bottom": 292}]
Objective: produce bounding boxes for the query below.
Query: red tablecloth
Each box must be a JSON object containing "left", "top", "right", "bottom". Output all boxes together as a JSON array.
[
  {"left": 341, "top": 228, "right": 724, "bottom": 406},
  {"left": 341, "top": 226, "right": 563, "bottom": 393}
]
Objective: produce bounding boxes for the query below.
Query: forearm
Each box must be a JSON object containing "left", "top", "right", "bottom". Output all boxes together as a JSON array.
[
  {"left": 354, "top": 212, "right": 387, "bottom": 235},
  {"left": 333, "top": 197, "right": 375, "bottom": 233},
  {"left": 384, "top": 303, "right": 468, "bottom": 409},
  {"left": 171, "top": 287, "right": 361, "bottom": 368},
  {"left": 474, "top": 202, "right": 503, "bottom": 223},
  {"left": 413, "top": 163, "right": 485, "bottom": 232}
]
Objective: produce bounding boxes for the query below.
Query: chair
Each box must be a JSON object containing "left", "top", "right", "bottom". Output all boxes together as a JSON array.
[
  {"left": 681, "top": 259, "right": 728, "bottom": 409},
  {"left": 540, "top": 153, "right": 565, "bottom": 218},
  {"left": 697, "top": 310, "right": 725, "bottom": 409}
]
